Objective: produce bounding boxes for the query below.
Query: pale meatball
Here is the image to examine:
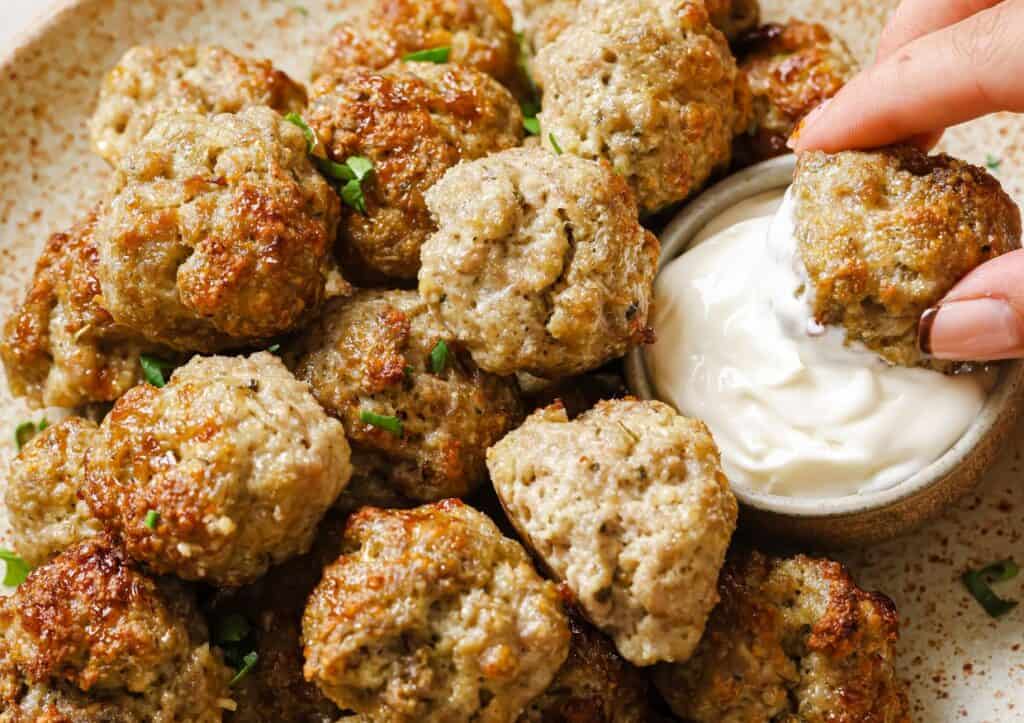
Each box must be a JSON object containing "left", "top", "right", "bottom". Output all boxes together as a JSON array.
[
  {"left": 302, "top": 500, "right": 571, "bottom": 721},
  {"left": 95, "top": 107, "right": 342, "bottom": 353},
  {"left": 82, "top": 352, "right": 352, "bottom": 587},
  {"left": 307, "top": 63, "right": 523, "bottom": 280},
  {"left": 90, "top": 45, "right": 306, "bottom": 166},
  {"left": 1, "top": 211, "right": 175, "bottom": 408},
  {"left": 533, "top": 0, "right": 750, "bottom": 214},
  {"left": 793, "top": 146, "right": 1022, "bottom": 370},
  {"left": 419, "top": 147, "right": 659, "bottom": 378},
  {"left": 487, "top": 399, "right": 738, "bottom": 666},
  {"left": 5, "top": 417, "right": 102, "bottom": 567},
  {"left": 654, "top": 550, "right": 911, "bottom": 723},
  {"left": 0, "top": 536, "right": 231, "bottom": 722},
  {"left": 291, "top": 290, "right": 521, "bottom": 502}
]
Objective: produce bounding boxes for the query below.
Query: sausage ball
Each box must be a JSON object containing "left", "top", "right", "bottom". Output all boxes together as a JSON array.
[
  {"left": 302, "top": 500, "right": 571, "bottom": 721},
  {"left": 533, "top": 0, "right": 750, "bottom": 214},
  {"left": 307, "top": 63, "right": 523, "bottom": 281},
  {"left": 734, "top": 21, "right": 857, "bottom": 166},
  {"left": 1, "top": 211, "right": 175, "bottom": 408},
  {"left": 90, "top": 45, "right": 306, "bottom": 166},
  {"left": 793, "top": 146, "right": 1022, "bottom": 370},
  {"left": 653, "top": 550, "right": 911, "bottom": 723},
  {"left": 82, "top": 352, "right": 352, "bottom": 587},
  {"left": 0, "top": 536, "right": 231, "bottom": 722},
  {"left": 313, "top": 0, "right": 523, "bottom": 93},
  {"left": 419, "top": 147, "right": 659, "bottom": 378},
  {"left": 95, "top": 107, "right": 343, "bottom": 353},
  {"left": 487, "top": 398, "right": 739, "bottom": 666},
  {"left": 290, "top": 290, "right": 521, "bottom": 503},
  {"left": 5, "top": 417, "right": 102, "bottom": 567}
]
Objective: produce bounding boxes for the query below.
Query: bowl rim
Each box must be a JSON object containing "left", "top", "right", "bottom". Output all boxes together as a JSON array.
[{"left": 624, "top": 154, "right": 1024, "bottom": 518}]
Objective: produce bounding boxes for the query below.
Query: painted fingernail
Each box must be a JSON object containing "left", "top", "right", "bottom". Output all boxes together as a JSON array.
[
  {"left": 787, "top": 100, "right": 831, "bottom": 149},
  {"left": 920, "top": 298, "right": 1024, "bottom": 361}
]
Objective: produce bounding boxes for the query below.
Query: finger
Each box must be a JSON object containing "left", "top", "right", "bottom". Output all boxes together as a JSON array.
[
  {"left": 876, "top": 0, "right": 1004, "bottom": 60},
  {"left": 920, "top": 250, "right": 1024, "bottom": 361},
  {"left": 792, "top": 0, "right": 1024, "bottom": 152}
]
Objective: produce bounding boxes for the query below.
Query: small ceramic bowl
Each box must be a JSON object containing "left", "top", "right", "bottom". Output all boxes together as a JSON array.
[{"left": 625, "top": 155, "right": 1024, "bottom": 548}]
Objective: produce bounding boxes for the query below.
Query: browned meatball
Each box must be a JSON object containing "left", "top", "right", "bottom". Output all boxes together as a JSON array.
[
  {"left": 706, "top": 0, "right": 761, "bottom": 42},
  {"left": 793, "top": 146, "right": 1022, "bottom": 369},
  {"left": 307, "top": 63, "right": 523, "bottom": 281},
  {"left": 654, "top": 550, "right": 910, "bottom": 723},
  {"left": 0, "top": 536, "right": 231, "bottom": 722},
  {"left": 290, "top": 290, "right": 522, "bottom": 502},
  {"left": 734, "top": 21, "right": 857, "bottom": 166},
  {"left": 1, "top": 211, "right": 175, "bottom": 408}
]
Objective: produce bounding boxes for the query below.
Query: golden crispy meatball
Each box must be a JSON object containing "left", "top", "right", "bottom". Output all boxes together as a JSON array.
[
  {"left": 302, "top": 500, "right": 570, "bottom": 721},
  {"left": 488, "top": 399, "right": 738, "bottom": 666},
  {"left": 307, "top": 63, "right": 523, "bottom": 281},
  {"left": 419, "top": 147, "right": 658, "bottom": 378},
  {"left": 314, "top": 0, "right": 523, "bottom": 92},
  {"left": 734, "top": 21, "right": 856, "bottom": 166},
  {"left": 0, "top": 536, "right": 231, "bottom": 722},
  {"left": 95, "top": 107, "right": 343, "bottom": 353},
  {"left": 533, "top": 0, "right": 750, "bottom": 214},
  {"left": 5, "top": 417, "right": 102, "bottom": 567},
  {"left": 654, "top": 550, "right": 910, "bottom": 723},
  {"left": 82, "top": 353, "right": 352, "bottom": 587},
  {"left": 793, "top": 146, "right": 1022, "bottom": 369},
  {"left": 90, "top": 45, "right": 306, "bottom": 166},
  {"left": 290, "top": 290, "right": 522, "bottom": 502},
  {"left": 1, "top": 211, "right": 175, "bottom": 408}
]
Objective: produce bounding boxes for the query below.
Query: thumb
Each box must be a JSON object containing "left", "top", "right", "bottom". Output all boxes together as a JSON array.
[{"left": 920, "top": 249, "right": 1024, "bottom": 361}]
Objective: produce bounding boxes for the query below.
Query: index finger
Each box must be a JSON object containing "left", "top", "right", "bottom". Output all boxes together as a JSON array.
[{"left": 876, "top": 0, "right": 1004, "bottom": 59}]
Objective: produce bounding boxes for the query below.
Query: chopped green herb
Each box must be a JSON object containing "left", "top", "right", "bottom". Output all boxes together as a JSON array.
[
  {"left": 217, "top": 614, "right": 251, "bottom": 644},
  {"left": 314, "top": 156, "right": 356, "bottom": 182},
  {"left": 342, "top": 180, "right": 367, "bottom": 215},
  {"left": 986, "top": 154, "right": 1002, "bottom": 171},
  {"left": 14, "top": 421, "right": 38, "bottom": 451},
  {"left": 360, "top": 409, "right": 403, "bottom": 436},
  {"left": 430, "top": 340, "right": 450, "bottom": 374},
  {"left": 267, "top": 344, "right": 282, "bottom": 354},
  {"left": 0, "top": 549, "right": 31, "bottom": 587},
  {"left": 144, "top": 510, "right": 161, "bottom": 530},
  {"left": 962, "top": 559, "right": 1019, "bottom": 618},
  {"left": 549, "top": 133, "right": 563, "bottom": 155},
  {"left": 229, "top": 651, "right": 259, "bottom": 686},
  {"left": 346, "top": 156, "right": 374, "bottom": 181},
  {"left": 140, "top": 355, "right": 175, "bottom": 388},
  {"left": 37, "top": 418, "right": 49, "bottom": 432},
  {"left": 284, "top": 112, "right": 318, "bottom": 154},
  {"left": 403, "top": 46, "right": 451, "bottom": 63},
  {"left": 523, "top": 116, "right": 540, "bottom": 136}
]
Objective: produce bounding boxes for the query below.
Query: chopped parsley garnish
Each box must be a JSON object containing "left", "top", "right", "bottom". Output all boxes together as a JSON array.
[
  {"left": 403, "top": 46, "right": 451, "bottom": 63},
  {"left": 217, "top": 614, "right": 251, "bottom": 644},
  {"left": 360, "top": 409, "right": 403, "bottom": 436},
  {"left": 549, "top": 133, "right": 563, "bottom": 155},
  {"left": 140, "top": 355, "right": 175, "bottom": 388},
  {"left": 144, "top": 510, "right": 161, "bottom": 530},
  {"left": 986, "top": 154, "right": 1002, "bottom": 171},
  {"left": 14, "top": 419, "right": 47, "bottom": 451},
  {"left": 284, "top": 112, "right": 318, "bottom": 153},
  {"left": 267, "top": 344, "right": 282, "bottom": 354},
  {"left": 229, "top": 651, "right": 259, "bottom": 686},
  {"left": 430, "top": 340, "right": 450, "bottom": 374},
  {"left": 516, "top": 30, "right": 542, "bottom": 138},
  {"left": 523, "top": 116, "right": 540, "bottom": 136},
  {"left": 284, "top": 114, "right": 375, "bottom": 215},
  {"left": 962, "top": 559, "right": 1019, "bottom": 618},
  {"left": 0, "top": 549, "right": 31, "bottom": 587}
]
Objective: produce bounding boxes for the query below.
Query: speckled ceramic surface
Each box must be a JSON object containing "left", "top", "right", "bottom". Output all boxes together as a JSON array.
[{"left": 0, "top": 0, "right": 1021, "bottom": 720}]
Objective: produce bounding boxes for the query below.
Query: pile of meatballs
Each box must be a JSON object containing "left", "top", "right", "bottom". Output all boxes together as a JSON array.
[{"left": 2, "top": 0, "right": 1019, "bottom": 720}]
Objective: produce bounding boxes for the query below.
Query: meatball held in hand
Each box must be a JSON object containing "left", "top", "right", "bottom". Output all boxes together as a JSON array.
[
  {"left": 82, "top": 352, "right": 352, "bottom": 587},
  {"left": 793, "top": 146, "right": 1022, "bottom": 370},
  {"left": 488, "top": 398, "right": 738, "bottom": 666},
  {"left": 95, "top": 107, "right": 342, "bottom": 353},
  {"left": 302, "top": 500, "right": 570, "bottom": 721},
  {"left": 419, "top": 147, "right": 658, "bottom": 378}
]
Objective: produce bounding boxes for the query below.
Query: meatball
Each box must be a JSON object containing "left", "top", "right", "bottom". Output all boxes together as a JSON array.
[
  {"left": 82, "top": 352, "right": 352, "bottom": 586},
  {"left": 653, "top": 550, "right": 910, "bottom": 723},
  {"left": 302, "top": 500, "right": 570, "bottom": 721},
  {"left": 533, "top": 0, "right": 750, "bottom": 214},
  {"left": 793, "top": 146, "right": 1022, "bottom": 369},
  {"left": 90, "top": 45, "right": 306, "bottom": 166},
  {"left": 419, "top": 147, "right": 659, "bottom": 378},
  {"left": 95, "top": 107, "right": 343, "bottom": 353},
  {"left": 306, "top": 63, "right": 523, "bottom": 281},
  {"left": 290, "top": 290, "right": 521, "bottom": 502},
  {"left": 706, "top": 0, "right": 761, "bottom": 42},
  {"left": 313, "top": 0, "right": 523, "bottom": 92},
  {"left": 1, "top": 211, "right": 175, "bottom": 408},
  {"left": 734, "top": 21, "right": 857, "bottom": 166},
  {"left": 5, "top": 417, "right": 102, "bottom": 567},
  {"left": 487, "top": 398, "right": 738, "bottom": 666},
  {"left": 0, "top": 536, "right": 231, "bottom": 722}
]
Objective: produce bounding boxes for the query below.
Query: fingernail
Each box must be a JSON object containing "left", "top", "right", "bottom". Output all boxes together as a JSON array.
[
  {"left": 920, "top": 298, "right": 1024, "bottom": 361},
  {"left": 787, "top": 100, "right": 831, "bottom": 150}
]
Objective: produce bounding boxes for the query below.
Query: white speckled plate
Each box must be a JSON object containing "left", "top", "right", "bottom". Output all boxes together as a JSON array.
[{"left": 0, "top": 1, "right": 1022, "bottom": 720}]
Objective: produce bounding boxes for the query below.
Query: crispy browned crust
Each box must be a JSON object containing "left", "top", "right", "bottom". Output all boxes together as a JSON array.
[{"left": 705, "top": 0, "right": 761, "bottom": 41}]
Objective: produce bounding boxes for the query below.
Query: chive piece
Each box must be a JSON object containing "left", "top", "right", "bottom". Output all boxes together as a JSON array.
[
  {"left": 341, "top": 180, "right": 367, "bottom": 215},
  {"left": 360, "top": 409, "right": 403, "bottom": 436},
  {"left": 14, "top": 421, "right": 37, "bottom": 451},
  {"left": 523, "top": 116, "right": 540, "bottom": 136},
  {"left": 962, "top": 559, "right": 1019, "bottom": 617},
  {"left": 37, "top": 418, "right": 49, "bottom": 432},
  {"left": 284, "top": 112, "right": 318, "bottom": 154},
  {"left": 229, "top": 651, "right": 259, "bottom": 686},
  {"left": 986, "top": 154, "right": 1002, "bottom": 171},
  {"left": 140, "top": 355, "right": 175, "bottom": 388},
  {"left": 144, "top": 510, "right": 161, "bottom": 530},
  {"left": 430, "top": 340, "right": 450, "bottom": 374},
  {"left": 217, "top": 614, "right": 251, "bottom": 644},
  {"left": 0, "top": 550, "right": 31, "bottom": 587},
  {"left": 267, "top": 344, "right": 282, "bottom": 354},
  {"left": 549, "top": 133, "right": 563, "bottom": 155},
  {"left": 315, "top": 156, "right": 356, "bottom": 182},
  {"left": 403, "top": 46, "right": 451, "bottom": 63},
  {"left": 346, "top": 156, "right": 374, "bottom": 181}
]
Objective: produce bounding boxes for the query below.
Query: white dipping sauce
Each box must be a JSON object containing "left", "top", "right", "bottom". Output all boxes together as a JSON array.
[{"left": 645, "top": 189, "right": 991, "bottom": 498}]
